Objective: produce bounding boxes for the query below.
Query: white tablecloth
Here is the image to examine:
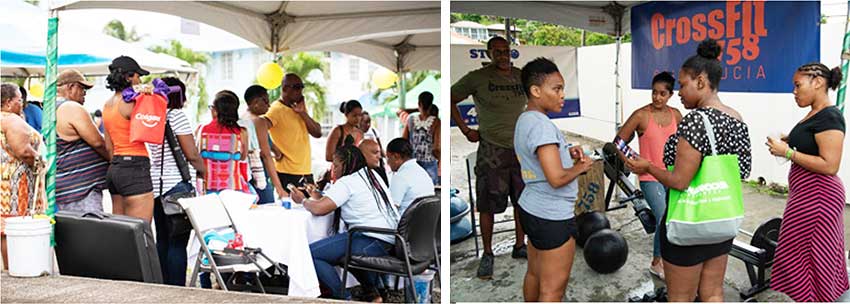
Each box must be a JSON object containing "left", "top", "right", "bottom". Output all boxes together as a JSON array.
[{"left": 186, "top": 192, "right": 334, "bottom": 298}]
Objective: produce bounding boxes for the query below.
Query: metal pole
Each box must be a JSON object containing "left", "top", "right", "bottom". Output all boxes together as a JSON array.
[
  {"left": 505, "top": 18, "right": 512, "bottom": 44},
  {"left": 44, "top": 7, "right": 59, "bottom": 246},
  {"left": 399, "top": 71, "right": 406, "bottom": 109},
  {"left": 837, "top": 1, "right": 850, "bottom": 113}
]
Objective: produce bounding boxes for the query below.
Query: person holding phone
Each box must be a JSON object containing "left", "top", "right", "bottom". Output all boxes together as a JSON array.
[
  {"left": 514, "top": 57, "right": 594, "bottom": 301},
  {"left": 614, "top": 71, "right": 682, "bottom": 279}
]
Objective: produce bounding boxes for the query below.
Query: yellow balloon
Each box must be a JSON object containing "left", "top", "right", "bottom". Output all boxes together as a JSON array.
[
  {"left": 256, "top": 62, "right": 283, "bottom": 90},
  {"left": 28, "top": 81, "right": 44, "bottom": 99},
  {"left": 372, "top": 69, "right": 398, "bottom": 90}
]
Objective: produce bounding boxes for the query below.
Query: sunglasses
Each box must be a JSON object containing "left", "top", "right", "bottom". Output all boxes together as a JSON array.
[{"left": 285, "top": 84, "right": 305, "bottom": 90}]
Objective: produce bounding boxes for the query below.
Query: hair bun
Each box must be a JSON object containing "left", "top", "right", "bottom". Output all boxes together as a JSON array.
[
  {"left": 697, "top": 39, "right": 721, "bottom": 60},
  {"left": 339, "top": 101, "right": 347, "bottom": 113},
  {"left": 829, "top": 66, "right": 843, "bottom": 91}
]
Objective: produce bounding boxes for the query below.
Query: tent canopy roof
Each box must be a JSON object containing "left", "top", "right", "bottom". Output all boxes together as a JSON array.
[
  {"left": 1, "top": 0, "right": 195, "bottom": 77},
  {"left": 52, "top": 1, "right": 440, "bottom": 54}
]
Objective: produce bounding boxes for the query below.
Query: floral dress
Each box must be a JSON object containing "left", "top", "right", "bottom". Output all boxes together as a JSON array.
[{"left": 1, "top": 113, "right": 47, "bottom": 234}]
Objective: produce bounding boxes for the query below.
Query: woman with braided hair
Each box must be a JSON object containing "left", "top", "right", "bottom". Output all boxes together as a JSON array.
[
  {"left": 291, "top": 135, "right": 399, "bottom": 301},
  {"left": 766, "top": 62, "right": 848, "bottom": 302}
]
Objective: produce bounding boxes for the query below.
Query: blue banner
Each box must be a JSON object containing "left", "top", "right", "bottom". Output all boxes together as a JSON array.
[
  {"left": 453, "top": 98, "right": 580, "bottom": 127},
  {"left": 631, "top": 1, "right": 820, "bottom": 93}
]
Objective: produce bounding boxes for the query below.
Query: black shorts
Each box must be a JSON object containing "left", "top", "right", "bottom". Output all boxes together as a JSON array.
[
  {"left": 475, "top": 139, "right": 524, "bottom": 214},
  {"left": 106, "top": 156, "right": 153, "bottom": 197},
  {"left": 518, "top": 205, "right": 577, "bottom": 250}
]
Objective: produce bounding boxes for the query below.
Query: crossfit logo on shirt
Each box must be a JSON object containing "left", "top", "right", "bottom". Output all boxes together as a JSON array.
[
  {"left": 135, "top": 113, "right": 162, "bottom": 128},
  {"left": 488, "top": 81, "right": 524, "bottom": 97}
]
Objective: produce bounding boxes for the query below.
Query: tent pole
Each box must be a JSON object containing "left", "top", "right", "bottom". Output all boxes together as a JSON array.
[
  {"left": 505, "top": 17, "right": 512, "bottom": 44},
  {"left": 605, "top": 1, "right": 626, "bottom": 133},
  {"left": 44, "top": 6, "right": 59, "bottom": 247},
  {"left": 398, "top": 71, "right": 406, "bottom": 110}
]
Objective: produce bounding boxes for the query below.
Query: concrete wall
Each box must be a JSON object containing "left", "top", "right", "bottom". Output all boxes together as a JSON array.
[{"left": 550, "top": 13, "right": 848, "bottom": 198}]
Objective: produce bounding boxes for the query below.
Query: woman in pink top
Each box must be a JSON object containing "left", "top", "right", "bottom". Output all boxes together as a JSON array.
[{"left": 616, "top": 71, "right": 682, "bottom": 279}]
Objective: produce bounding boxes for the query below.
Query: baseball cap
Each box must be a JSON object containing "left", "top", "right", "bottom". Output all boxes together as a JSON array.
[
  {"left": 56, "top": 69, "right": 94, "bottom": 89},
  {"left": 109, "top": 55, "right": 150, "bottom": 76}
]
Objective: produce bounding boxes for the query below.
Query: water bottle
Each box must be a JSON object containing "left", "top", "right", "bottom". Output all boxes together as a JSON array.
[{"left": 278, "top": 197, "right": 293, "bottom": 209}]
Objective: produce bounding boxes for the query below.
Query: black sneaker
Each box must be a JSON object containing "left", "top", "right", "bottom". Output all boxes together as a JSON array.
[
  {"left": 512, "top": 244, "right": 528, "bottom": 259},
  {"left": 477, "top": 253, "right": 494, "bottom": 280}
]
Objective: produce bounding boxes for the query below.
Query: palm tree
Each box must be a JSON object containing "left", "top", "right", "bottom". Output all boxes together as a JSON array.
[
  {"left": 148, "top": 40, "right": 211, "bottom": 121},
  {"left": 371, "top": 70, "right": 441, "bottom": 107},
  {"left": 273, "top": 52, "right": 329, "bottom": 121},
  {"left": 102, "top": 20, "right": 145, "bottom": 42}
]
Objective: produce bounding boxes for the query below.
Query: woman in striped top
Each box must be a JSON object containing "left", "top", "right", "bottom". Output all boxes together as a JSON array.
[{"left": 767, "top": 63, "right": 849, "bottom": 302}]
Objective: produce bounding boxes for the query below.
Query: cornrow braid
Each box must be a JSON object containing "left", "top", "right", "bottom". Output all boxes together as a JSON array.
[{"left": 797, "top": 62, "right": 843, "bottom": 91}]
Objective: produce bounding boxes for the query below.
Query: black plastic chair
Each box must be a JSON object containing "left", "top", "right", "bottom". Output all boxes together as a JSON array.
[{"left": 341, "top": 195, "right": 440, "bottom": 302}]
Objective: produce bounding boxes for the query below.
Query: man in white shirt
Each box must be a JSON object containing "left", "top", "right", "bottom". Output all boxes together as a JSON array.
[{"left": 386, "top": 138, "right": 434, "bottom": 214}]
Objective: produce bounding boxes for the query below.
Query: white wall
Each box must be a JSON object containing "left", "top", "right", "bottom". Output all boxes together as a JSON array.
[{"left": 553, "top": 13, "right": 849, "bottom": 197}]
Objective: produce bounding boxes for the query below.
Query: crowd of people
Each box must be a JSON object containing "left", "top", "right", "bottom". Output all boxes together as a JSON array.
[
  {"left": 452, "top": 36, "right": 848, "bottom": 302},
  {"left": 0, "top": 55, "right": 440, "bottom": 301}
]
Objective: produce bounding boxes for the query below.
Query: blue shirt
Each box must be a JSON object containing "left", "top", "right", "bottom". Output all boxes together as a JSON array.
[
  {"left": 23, "top": 103, "right": 42, "bottom": 132},
  {"left": 390, "top": 159, "right": 434, "bottom": 214},
  {"left": 513, "top": 110, "right": 577, "bottom": 221}
]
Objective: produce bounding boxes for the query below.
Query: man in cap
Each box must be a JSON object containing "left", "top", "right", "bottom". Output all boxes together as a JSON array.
[{"left": 55, "top": 69, "right": 110, "bottom": 212}]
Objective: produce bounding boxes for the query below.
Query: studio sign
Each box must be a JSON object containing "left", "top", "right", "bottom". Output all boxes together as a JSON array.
[
  {"left": 467, "top": 49, "right": 521, "bottom": 60},
  {"left": 135, "top": 113, "right": 162, "bottom": 128}
]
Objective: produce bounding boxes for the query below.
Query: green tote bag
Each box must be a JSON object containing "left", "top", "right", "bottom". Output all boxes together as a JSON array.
[{"left": 666, "top": 111, "right": 744, "bottom": 246}]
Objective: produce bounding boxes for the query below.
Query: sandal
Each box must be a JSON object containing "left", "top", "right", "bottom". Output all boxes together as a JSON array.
[{"left": 649, "top": 263, "right": 665, "bottom": 280}]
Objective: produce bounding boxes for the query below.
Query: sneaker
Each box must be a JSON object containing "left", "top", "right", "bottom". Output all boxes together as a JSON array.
[
  {"left": 477, "top": 253, "right": 494, "bottom": 280},
  {"left": 511, "top": 244, "right": 528, "bottom": 259}
]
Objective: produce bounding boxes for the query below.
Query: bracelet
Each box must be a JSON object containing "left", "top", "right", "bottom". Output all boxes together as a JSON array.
[{"left": 785, "top": 148, "right": 795, "bottom": 160}]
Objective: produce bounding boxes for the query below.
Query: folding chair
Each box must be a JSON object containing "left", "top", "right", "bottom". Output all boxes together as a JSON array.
[
  {"left": 341, "top": 195, "right": 441, "bottom": 302},
  {"left": 178, "top": 194, "right": 286, "bottom": 292},
  {"left": 465, "top": 151, "right": 517, "bottom": 257}
]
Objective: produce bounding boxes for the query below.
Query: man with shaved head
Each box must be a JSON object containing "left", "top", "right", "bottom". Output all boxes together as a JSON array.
[
  {"left": 358, "top": 139, "right": 388, "bottom": 185},
  {"left": 256, "top": 73, "right": 323, "bottom": 195}
]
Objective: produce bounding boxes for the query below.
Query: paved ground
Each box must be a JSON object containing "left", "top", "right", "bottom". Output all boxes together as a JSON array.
[
  {"left": 0, "top": 272, "right": 339, "bottom": 303},
  {"left": 449, "top": 128, "right": 850, "bottom": 302}
]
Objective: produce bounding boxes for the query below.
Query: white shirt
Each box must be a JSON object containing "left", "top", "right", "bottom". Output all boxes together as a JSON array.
[
  {"left": 147, "top": 109, "right": 195, "bottom": 195},
  {"left": 390, "top": 159, "right": 434, "bottom": 214},
  {"left": 324, "top": 167, "right": 400, "bottom": 243}
]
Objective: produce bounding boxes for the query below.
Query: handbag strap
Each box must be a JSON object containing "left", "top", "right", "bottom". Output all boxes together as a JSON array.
[
  {"left": 695, "top": 110, "right": 718, "bottom": 156},
  {"left": 159, "top": 111, "right": 169, "bottom": 198}
]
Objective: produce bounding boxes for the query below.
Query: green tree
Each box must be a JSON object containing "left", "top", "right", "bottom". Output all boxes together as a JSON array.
[
  {"left": 271, "top": 52, "right": 329, "bottom": 121},
  {"left": 148, "top": 40, "right": 210, "bottom": 121},
  {"left": 369, "top": 70, "right": 441, "bottom": 108},
  {"left": 453, "top": 13, "right": 632, "bottom": 47},
  {"left": 23, "top": 0, "right": 39, "bottom": 6},
  {"left": 102, "top": 20, "right": 145, "bottom": 42}
]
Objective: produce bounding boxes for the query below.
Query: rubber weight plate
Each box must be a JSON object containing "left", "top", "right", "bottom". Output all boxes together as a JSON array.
[{"left": 750, "top": 217, "right": 781, "bottom": 261}]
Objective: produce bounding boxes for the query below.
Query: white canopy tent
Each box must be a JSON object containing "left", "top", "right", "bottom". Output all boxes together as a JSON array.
[
  {"left": 0, "top": 0, "right": 196, "bottom": 77},
  {"left": 451, "top": 1, "right": 643, "bottom": 129},
  {"left": 304, "top": 29, "right": 440, "bottom": 73},
  {"left": 50, "top": 1, "right": 441, "bottom": 107},
  {"left": 50, "top": 1, "right": 440, "bottom": 55}
]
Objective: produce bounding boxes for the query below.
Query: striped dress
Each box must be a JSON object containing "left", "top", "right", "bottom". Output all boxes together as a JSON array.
[{"left": 771, "top": 106, "right": 849, "bottom": 302}]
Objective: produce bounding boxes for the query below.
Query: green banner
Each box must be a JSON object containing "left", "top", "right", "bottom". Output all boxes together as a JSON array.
[
  {"left": 44, "top": 16, "right": 58, "bottom": 246},
  {"left": 838, "top": 1, "right": 850, "bottom": 113}
]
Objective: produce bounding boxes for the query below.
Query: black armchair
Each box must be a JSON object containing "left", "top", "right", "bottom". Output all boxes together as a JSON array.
[{"left": 341, "top": 195, "right": 440, "bottom": 302}]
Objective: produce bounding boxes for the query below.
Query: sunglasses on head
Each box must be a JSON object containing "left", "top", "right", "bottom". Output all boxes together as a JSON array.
[{"left": 285, "top": 84, "right": 305, "bottom": 90}]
